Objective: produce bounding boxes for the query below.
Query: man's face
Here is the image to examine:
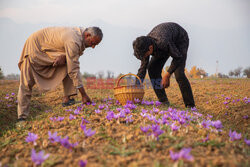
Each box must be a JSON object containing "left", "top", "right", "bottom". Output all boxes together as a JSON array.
[{"left": 85, "top": 34, "right": 101, "bottom": 48}]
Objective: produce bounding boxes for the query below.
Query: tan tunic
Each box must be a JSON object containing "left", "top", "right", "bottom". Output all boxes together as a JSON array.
[{"left": 18, "top": 27, "right": 85, "bottom": 91}]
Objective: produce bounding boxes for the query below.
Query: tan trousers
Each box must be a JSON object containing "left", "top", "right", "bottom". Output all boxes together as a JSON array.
[{"left": 17, "top": 58, "right": 77, "bottom": 119}]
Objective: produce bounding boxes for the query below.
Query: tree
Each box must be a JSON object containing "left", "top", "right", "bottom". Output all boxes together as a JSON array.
[
  {"left": 234, "top": 67, "right": 242, "bottom": 77},
  {"left": 97, "top": 71, "right": 104, "bottom": 79},
  {"left": 5, "top": 74, "right": 20, "bottom": 80},
  {"left": 82, "top": 72, "right": 96, "bottom": 79},
  {"left": 0, "top": 67, "right": 4, "bottom": 80},
  {"left": 107, "top": 70, "right": 114, "bottom": 79},
  {"left": 229, "top": 70, "right": 234, "bottom": 77},
  {"left": 243, "top": 67, "right": 250, "bottom": 78},
  {"left": 218, "top": 73, "right": 229, "bottom": 78}
]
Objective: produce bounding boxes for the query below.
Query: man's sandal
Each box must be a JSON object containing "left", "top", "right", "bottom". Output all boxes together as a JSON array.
[{"left": 62, "top": 98, "right": 76, "bottom": 107}]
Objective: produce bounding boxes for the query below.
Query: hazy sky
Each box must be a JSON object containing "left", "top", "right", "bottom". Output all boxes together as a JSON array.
[{"left": 0, "top": 0, "right": 249, "bottom": 76}]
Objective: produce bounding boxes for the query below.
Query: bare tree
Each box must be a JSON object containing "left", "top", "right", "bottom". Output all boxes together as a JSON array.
[
  {"left": 97, "top": 71, "right": 104, "bottom": 79},
  {"left": 0, "top": 67, "right": 4, "bottom": 80},
  {"left": 107, "top": 70, "right": 114, "bottom": 79},
  {"left": 234, "top": 67, "right": 242, "bottom": 78},
  {"left": 229, "top": 70, "right": 234, "bottom": 77},
  {"left": 243, "top": 67, "right": 250, "bottom": 78}
]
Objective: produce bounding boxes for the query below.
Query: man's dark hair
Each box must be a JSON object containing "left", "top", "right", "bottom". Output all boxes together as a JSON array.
[{"left": 133, "top": 36, "right": 153, "bottom": 60}]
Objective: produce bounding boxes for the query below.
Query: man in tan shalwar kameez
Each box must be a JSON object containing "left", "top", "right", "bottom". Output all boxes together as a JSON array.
[{"left": 17, "top": 26, "right": 103, "bottom": 122}]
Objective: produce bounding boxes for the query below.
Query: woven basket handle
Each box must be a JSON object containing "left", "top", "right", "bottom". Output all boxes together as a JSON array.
[{"left": 116, "top": 73, "right": 143, "bottom": 87}]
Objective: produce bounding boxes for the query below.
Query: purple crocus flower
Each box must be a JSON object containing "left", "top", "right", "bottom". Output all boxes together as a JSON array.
[
  {"left": 98, "top": 104, "right": 105, "bottom": 110},
  {"left": 178, "top": 148, "right": 194, "bottom": 161},
  {"left": 31, "top": 149, "right": 50, "bottom": 165},
  {"left": 201, "top": 120, "right": 211, "bottom": 129},
  {"left": 169, "top": 150, "right": 180, "bottom": 161},
  {"left": 57, "top": 116, "right": 65, "bottom": 121},
  {"left": 212, "top": 120, "right": 223, "bottom": 129},
  {"left": 202, "top": 135, "right": 209, "bottom": 142},
  {"left": 125, "top": 115, "right": 133, "bottom": 123},
  {"left": 170, "top": 123, "right": 180, "bottom": 131},
  {"left": 178, "top": 117, "right": 186, "bottom": 125},
  {"left": 95, "top": 109, "right": 102, "bottom": 114},
  {"left": 26, "top": 132, "right": 38, "bottom": 144},
  {"left": 244, "top": 139, "right": 250, "bottom": 146},
  {"left": 116, "top": 100, "right": 121, "bottom": 105},
  {"left": 119, "top": 110, "right": 126, "bottom": 118},
  {"left": 91, "top": 102, "right": 96, "bottom": 106},
  {"left": 191, "top": 107, "right": 197, "bottom": 112},
  {"left": 243, "top": 115, "right": 249, "bottom": 119},
  {"left": 81, "top": 124, "right": 96, "bottom": 137},
  {"left": 106, "top": 111, "right": 115, "bottom": 120},
  {"left": 79, "top": 160, "right": 87, "bottom": 167},
  {"left": 141, "top": 109, "right": 148, "bottom": 114},
  {"left": 124, "top": 108, "right": 131, "bottom": 114},
  {"left": 69, "top": 114, "right": 76, "bottom": 120},
  {"left": 229, "top": 130, "right": 241, "bottom": 141},
  {"left": 50, "top": 117, "right": 57, "bottom": 121},
  {"left": 152, "top": 107, "right": 159, "bottom": 113},
  {"left": 140, "top": 126, "right": 150, "bottom": 133},
  {"left": 81, "top": 117, "right": 89, "bottom": 124},
  {"left": 74, "top": 110, "right": 80, "bottom": 115},
  {"left": 155, "top": 101, "right": 162, "bottom": 107},
  {"left": 48, "top": 131, "right": 61, "bottom": 143},
  {"left": 169, "top": 148, "right": 194, "bottom": 161},
  {"left": 60, "top": 136, "right": 78, "bottom": 149},
  {"left": 134, "top": 98, "right": 140, "bottom": 103}
]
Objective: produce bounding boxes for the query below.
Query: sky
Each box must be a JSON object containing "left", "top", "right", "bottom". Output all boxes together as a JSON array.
[{"left": 0, "top": 0, "right": 249, "bottom": 77}]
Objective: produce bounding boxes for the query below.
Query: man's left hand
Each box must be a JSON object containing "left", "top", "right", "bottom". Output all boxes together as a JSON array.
[
  {"left": 53, "top": 55, "right": 66, "bottom": 67},
  {"left": 161, "top": 72, "right": 171, "bottom": 88}
]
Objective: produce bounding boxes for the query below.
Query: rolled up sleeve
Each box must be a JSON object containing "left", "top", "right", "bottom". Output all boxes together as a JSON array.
[{"left": 64, "top": 41, "right": 83, "bottom": 87}]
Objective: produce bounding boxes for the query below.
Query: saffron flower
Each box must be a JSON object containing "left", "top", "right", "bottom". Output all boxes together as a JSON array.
[
  {"left": 106, "top": 111, "right": 115, "bottom": 120},
  {"left": 79, "top": 160, "right": 87, "bottom": 167},
  {"left": 69, "top": 114, "right": 76, "bottom": 120},
  {"left": 74, "top": 110, "right": 80, "bottom": 115},
  {"left": 212, "top": 120, "right": 223, "bottom": 129},
  {"left": 170, "top": 123, "right": 180, "bottom": 131},
  {"left": 244, "top": 139, "right": 250, "bottom": 146},
  {"left": 60, "top": 136, "right": 78, "bottom": 149},
  {"left": 50, "top": 117, "right": 57, "bottom": 121},
  {"left": 81, "top": 124, "right": 96, "bottom": 137},
  {"left": 134, "top": 98, "right": 140, "bottom": 103},
  {"left": 170, "top": 148, "right": 194, "bottom": 161},
  {"left": 125, "top": 115, "right": 133, "bottom": 123},
  {"left": 229, "top": 130, "right": 241, "bottom": 141},
  {"left": 191, "top": 107, "right": 197, "bottom": 112},
  {"left": 81, "top": 117, "right": 90, "bottom": 124},
  {"left": 98, "top": 104, "right": 105, "bottom": 110},
  {"left": 26, "top": 132, "right": 38, "bottom": 144},
  {"left": 48, "top": 131, "right": 61, "bottom": 143},
  {"left": 31, "top": 149, "right": 50, "bottom": 165},
  {"left": 201, "top": 120, "right": 211, "bottom": 129},
  {"left": 155, "top": 101, "right": 162, "bottom": 107},
  {"left": 140, "top": 126, "right": 150, "bottom": 133},
  {"left": 95, "top": 109, "right": 102, "bottom": 114},
  {"left": 243, "top": 115, "right": 249, "bottom": 119}
]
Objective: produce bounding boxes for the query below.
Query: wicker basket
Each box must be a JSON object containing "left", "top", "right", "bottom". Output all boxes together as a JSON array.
[{"left": 114, "top": 73, "right": 144, "bottom": 105}]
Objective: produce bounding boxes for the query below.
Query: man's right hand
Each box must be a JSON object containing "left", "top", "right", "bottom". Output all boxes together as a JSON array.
[
  {"left": 53, "top": 55, "right": 66, "bottom": 67},
  {"left": 82, "top": 95, "right": 91, "bottom": 104}
]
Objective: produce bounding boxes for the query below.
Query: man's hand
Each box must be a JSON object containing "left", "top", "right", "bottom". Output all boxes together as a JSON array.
[
  {"left": 161, "top": 72, "right": 171, "bottom": 88},
  {"left": 53, "top": 55, "right": 66, "bottom": 67},
  {"left": 82, "top": 95, "right": 91, "bottom": 104}
]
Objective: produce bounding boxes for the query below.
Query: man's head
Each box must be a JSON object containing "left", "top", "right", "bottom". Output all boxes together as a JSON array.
[
  {"left": 133, "top": 36, "right": 153, "bottom": 60},
  {"left": 84, "top": 27, "right": 103, "bottom": 48}
]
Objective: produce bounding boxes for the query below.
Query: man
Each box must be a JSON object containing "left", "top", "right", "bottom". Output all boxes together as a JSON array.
[
  {"left": 133, "top": 22, "right": 195, "bottom": 108},
  {"left": 17, "top": 26, "right": 103, "bottom": 122}
]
